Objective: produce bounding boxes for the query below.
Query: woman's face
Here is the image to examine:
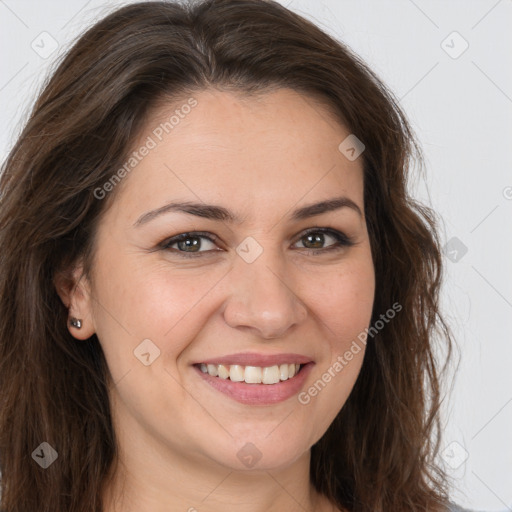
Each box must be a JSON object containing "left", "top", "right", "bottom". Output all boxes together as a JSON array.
[{"left": 69, "top": 88, "right": 375, "bottom": 472}]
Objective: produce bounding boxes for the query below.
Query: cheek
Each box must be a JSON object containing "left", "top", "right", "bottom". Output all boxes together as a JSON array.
[
  {"left": 305, "top": 256, "right": 375, "bottom": 345},
  {"left": 296, "top": 258, "right": 374, "bottom": 437},
  {"left": 91, "top": 249, "right": 227, "bottom": 365}
]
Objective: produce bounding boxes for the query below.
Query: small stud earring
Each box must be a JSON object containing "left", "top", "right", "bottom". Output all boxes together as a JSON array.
[{"left": 69, "top": 317, "right": 82, "bottom": 329}]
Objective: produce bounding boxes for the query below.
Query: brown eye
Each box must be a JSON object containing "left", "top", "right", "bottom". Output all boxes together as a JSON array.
[
  {"left": 300, "top": 232, "right": 328, "bottom": 249},
  {"left": 161, "top": 232, "right": 219, "bottom": 257},
  {"left": 293, "top": 228, "right": 354, "bottom": 254},
  {"left": 160, "top": 228, "right": 354, "bottom": 259}
]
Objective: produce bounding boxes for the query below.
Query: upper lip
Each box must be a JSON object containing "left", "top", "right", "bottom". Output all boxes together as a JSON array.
[{"left": 196, "top": 352, "right": 314, "bottom": 367}]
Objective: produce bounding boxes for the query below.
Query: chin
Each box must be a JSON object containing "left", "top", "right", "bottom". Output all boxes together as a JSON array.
[{"left": 203, "top": 434, "right": 312, "bottom": 472}]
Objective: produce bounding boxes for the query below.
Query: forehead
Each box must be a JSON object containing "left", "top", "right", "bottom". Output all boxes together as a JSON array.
[{"left": 106, "top": 88, "right": 364, "bottom": 225}]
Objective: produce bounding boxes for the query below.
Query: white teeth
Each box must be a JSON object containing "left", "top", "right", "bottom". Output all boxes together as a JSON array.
[
  {"left": 244, "top": 366, "right": 262, "bottom": 384},
  {"left": 199, "top": 362, "right": 303, "bottom": 384},
  {"left": 217, "top": 364, "right": 230, "bottom": 379},
  {"left": 262, "top": 365, "right": 280, "bottom": 384},
  {"left": 207, "top": 364, "right": 218, "bottom": 377},
  {"left": 229, "top": 365, "right": 244, "bottom": 382}
]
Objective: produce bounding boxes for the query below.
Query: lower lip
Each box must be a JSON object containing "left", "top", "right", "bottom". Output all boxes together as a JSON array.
[{"left": 193, "top": 363, "right": 314, "bottom": 405}]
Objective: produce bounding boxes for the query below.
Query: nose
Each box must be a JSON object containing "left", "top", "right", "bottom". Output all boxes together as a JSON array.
[{"left": 222, "top": 249, "right": 308, "bottom": 339}]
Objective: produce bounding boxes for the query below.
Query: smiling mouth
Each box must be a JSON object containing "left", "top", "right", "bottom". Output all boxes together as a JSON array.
[{"left": 196, "top": 363, "right": 303, "bottom": 385}]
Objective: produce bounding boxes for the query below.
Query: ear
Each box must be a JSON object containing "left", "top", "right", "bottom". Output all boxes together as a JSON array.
[{"left": 53, "top": 262, "right": 96, "bottom": 340}]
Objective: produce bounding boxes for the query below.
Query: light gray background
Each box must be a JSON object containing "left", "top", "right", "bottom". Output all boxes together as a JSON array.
[{"left": 1, "top": 0, "right": 511, "bottom": 510}]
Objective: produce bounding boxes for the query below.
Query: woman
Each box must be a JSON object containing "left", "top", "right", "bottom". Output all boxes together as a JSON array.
[{"left": 0, "top": 0, "right": 464, "bottom": 510}]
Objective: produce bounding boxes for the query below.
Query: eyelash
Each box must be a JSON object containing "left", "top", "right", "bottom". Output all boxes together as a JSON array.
[{"left": 159, "top": 228, "right": 355, "bottom": 259}]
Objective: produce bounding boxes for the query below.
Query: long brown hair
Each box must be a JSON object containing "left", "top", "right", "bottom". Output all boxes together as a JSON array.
[{"left": 0, "top": 1, "right": 454, "bottom": 510}]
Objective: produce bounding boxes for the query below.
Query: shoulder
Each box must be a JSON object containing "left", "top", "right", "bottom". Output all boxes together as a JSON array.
[{"left": 448, "top": 504, "right": 486, "bottom": 512}]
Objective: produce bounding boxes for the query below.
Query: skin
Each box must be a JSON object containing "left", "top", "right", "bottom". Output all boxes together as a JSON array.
[{"left": 56, "top": 88, "right": 375, "bottom": 512}]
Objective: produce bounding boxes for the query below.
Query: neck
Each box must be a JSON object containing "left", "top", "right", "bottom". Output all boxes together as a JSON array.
[{"left": 101, "top": 436, "right": 334, "bottom": 512}]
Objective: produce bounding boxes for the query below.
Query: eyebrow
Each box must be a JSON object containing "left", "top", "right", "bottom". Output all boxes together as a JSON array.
[{"left": 133, "top": 196, "right": 363, "bottom": 227}]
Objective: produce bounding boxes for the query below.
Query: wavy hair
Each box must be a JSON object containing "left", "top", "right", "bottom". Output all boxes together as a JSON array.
[{"left": 0, "top": 1, "right": 454, "bottom": 510}]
